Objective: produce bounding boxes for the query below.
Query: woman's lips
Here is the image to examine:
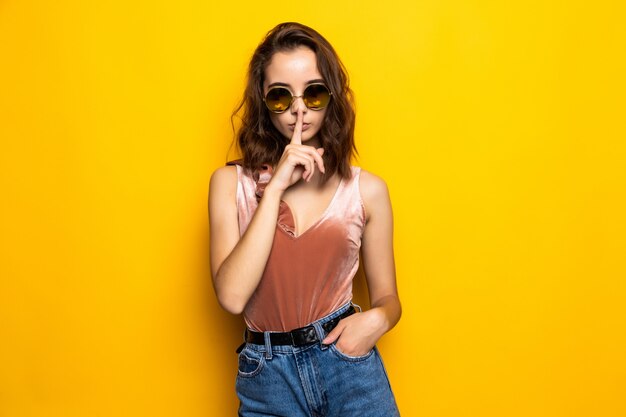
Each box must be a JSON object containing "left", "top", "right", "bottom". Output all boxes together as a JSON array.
[{"left": 289, "top": 123, "right": 311, "bottom": 131}]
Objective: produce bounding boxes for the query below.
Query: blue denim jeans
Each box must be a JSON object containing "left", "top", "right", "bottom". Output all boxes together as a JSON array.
[{"left": 236, "top": 301, "right": 400, "bottom": 417}]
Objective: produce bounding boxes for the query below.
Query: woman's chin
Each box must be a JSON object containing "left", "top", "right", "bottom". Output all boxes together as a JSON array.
[{"left": 280, "top": 130, "right": 319, "bottom": 145}]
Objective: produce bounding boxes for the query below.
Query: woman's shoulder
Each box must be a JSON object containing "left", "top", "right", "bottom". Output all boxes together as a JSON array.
[
  {"left": 209, "top": 164, "right": 238, "bottom": 196},
  {"left": 211, "top": 164, "right": 238, "bottom": 179},
  {"left": 354, "top": 167, "right": 389, "bottom": 200},
  {"left": 211, "top": 158, "right": 247, "bottom": 181},
  {"left": 353, "top": 167, "right": 391, "bottom": 221}
]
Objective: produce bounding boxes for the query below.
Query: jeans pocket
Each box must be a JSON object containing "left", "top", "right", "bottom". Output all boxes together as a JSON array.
[
  {"left": 329, "top": 342, "right": 375, "bottom": 362},
  {"left": 237, "top": 347, "right": 265, "bottom": 378}
]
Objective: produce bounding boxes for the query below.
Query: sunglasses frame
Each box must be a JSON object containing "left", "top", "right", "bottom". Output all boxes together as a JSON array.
[{"left": 263, "top": 83, "right": 333, "bottom": 114}]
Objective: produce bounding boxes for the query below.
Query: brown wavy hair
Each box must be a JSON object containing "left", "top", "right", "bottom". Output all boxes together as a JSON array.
[{"left": 231, "top": 22, "right": 357, "bottom": 180}]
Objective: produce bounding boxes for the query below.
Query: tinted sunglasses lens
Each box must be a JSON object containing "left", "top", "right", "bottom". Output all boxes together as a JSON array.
[
  {"left": 265, "top": 88, "right": 292, "bottom": 113},
  {"left": 303, "top": 84, "right": 331, "bottom": 110}
]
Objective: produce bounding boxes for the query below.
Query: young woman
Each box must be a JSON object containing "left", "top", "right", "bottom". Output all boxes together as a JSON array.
[{"left": 209, "top": 22, "right": 401, "bottom": 416}]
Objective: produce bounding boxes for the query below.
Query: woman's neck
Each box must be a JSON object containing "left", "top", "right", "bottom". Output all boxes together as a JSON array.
[{"left": 302, "top": 135, "right": 321, "bottom": 149}]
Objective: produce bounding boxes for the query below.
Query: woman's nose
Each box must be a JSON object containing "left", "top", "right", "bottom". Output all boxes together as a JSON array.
[{"left": 290, "top": 95, "right": 307, "bottom": 114}]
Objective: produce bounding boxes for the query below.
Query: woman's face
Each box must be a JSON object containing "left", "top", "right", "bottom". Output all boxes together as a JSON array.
[{"left": 263, "top": 46, "right": 328, "bottom": 146}]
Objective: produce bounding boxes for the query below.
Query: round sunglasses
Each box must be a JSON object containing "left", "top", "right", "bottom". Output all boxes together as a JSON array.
[{"left": 263, "top": 83, "right": 332, "bottom": 113}]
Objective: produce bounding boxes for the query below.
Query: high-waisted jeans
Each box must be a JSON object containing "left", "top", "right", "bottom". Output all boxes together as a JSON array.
[{"left": 235, "top": 301, "right": 401, "bottom": 417}]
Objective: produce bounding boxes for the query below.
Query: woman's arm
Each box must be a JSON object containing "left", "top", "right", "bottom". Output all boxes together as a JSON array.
[
  {"left": 209, "top": 110, "right": 325, "bottom": 314},
  {"left": 322, "top": 169, "right": 401, "bottom": 355},
  {"left": 209, "top": 166, "right": 282, "bottom": 314}
]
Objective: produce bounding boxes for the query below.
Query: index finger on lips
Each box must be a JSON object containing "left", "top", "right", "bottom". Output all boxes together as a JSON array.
[{"left": 290, "top": 109, "right": 303, "bottom": 145}]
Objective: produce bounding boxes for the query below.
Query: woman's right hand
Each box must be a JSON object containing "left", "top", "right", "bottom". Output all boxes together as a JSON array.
[{"left": 266, "top": 110, "right": 325, "bottom": 194}]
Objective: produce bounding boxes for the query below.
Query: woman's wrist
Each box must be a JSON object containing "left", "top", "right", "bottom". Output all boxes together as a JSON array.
[
  {"left": 365, "top": 307, "right": 392, "bottom": 336},
  {"left": 263, "top": 182, "right": 285, "bottom": 201},
  {"left": 368, "top": 296, "right": 402, "bottom": 335}
]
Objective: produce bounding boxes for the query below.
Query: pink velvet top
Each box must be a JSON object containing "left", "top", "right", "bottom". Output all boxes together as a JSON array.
[{"left": 233, "top": 163, "right": 366, "bottom": 332}]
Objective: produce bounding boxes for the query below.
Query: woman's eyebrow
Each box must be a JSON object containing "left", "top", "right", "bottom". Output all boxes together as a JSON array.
[
  {"left": 267, "top": 79, "right": 326, "bottom": 88},
  {"left": 267, "top": 82, "right": 290, "bottom": 88}
]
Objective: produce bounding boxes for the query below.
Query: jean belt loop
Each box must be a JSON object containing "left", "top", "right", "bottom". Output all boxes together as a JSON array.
[
  {"left": 351, "top": 301, "right": 362, "bottom": 313},
  {"left": 312, "top": 321, "right": 329, "bottom": 350},
  {"left": 263, "top": 331, "right": 273, "bottom": 360}
]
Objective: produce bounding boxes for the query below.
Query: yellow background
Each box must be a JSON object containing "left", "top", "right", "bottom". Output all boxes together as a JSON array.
[{"left": 1, "top": 0, "right": 625, "bottom": 416}]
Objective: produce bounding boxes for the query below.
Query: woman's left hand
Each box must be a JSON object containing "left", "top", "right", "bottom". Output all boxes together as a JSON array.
[{"left": 322, "top": 309, "right": 387, "bottom": 357}]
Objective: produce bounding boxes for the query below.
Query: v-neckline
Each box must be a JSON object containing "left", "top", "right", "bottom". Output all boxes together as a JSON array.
[{"left": 278, "top": 177, "right": 345, "bottom": 239}]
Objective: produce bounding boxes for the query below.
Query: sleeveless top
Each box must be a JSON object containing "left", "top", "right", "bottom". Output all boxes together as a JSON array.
[{"left": 233, "top": 163, "right": 366, "bottom": 332}]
